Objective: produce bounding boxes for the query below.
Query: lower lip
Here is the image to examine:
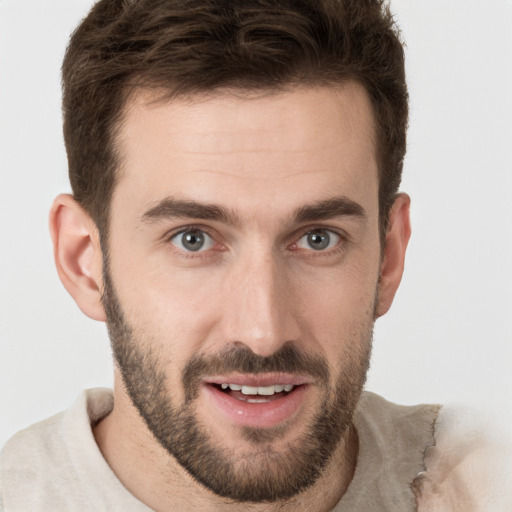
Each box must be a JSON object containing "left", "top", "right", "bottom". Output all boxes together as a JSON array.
[{"left": 202, "top": 384, "right": 308, "bottom": 428}]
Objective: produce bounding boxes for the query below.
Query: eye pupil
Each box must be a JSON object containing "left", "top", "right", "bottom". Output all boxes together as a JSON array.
[
  {"left": 307, "top": 230, "right": 330, "bottom": 250},
  {"left": 182, "top": 230, "right": 205, "bottom": 251}
]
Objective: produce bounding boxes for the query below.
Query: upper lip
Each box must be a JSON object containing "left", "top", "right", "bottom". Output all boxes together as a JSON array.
[{"left": 204, "top": 373, "right": 312, "bottom": 387}]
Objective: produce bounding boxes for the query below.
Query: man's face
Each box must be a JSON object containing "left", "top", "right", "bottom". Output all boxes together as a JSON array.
[{"left": 103, "top": 84, "right": 381, "bottom": 501}]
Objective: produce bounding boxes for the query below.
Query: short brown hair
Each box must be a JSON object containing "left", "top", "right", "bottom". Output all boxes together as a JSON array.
[{"left": 62, "top": 0, "right": 408, "bottom": 240}]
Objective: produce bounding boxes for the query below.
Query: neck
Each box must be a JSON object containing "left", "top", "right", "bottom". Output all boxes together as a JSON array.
[{"left": 94, "top": 380, "right": 358, "bottom": 512}]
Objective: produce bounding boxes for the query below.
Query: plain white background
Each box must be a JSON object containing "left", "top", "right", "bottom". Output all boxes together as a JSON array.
[{"left": 1, "top": 0, "right": 511, "bottom": 447}]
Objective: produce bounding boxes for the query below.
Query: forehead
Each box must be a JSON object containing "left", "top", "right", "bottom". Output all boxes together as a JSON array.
[{"left": 113, "top": 83, "right": 378, "bottom": 221}]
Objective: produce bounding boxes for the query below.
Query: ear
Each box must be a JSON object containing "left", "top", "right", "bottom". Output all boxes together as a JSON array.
[
  {"left": 375, "top": 193, "right": 411, "bottom": 318},
  {"left": 49, "top": 194, "right": 106, "bottom": 321}
]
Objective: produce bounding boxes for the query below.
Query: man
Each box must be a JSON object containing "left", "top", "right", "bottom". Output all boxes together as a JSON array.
[{"left": 0, "top": 0, "right": 510, "bottom": 511}]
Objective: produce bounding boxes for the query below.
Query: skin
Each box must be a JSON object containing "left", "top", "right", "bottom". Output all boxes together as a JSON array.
[{"left": 50, "top": 83, "right": 411, "bottom": 511}]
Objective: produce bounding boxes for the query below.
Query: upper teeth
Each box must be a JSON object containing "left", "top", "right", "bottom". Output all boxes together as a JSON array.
[{"left": 220, "top": 383, "right": 294, "bottom": 395}]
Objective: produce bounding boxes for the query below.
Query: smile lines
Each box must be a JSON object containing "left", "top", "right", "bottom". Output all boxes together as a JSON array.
[{"left": 220, "top": 383, "right": 295, "bottom": 396}]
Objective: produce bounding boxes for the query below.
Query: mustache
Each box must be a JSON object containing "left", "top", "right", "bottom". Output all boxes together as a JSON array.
[{"left": 182, "top": 343, "right": 330, "bottom": 402}]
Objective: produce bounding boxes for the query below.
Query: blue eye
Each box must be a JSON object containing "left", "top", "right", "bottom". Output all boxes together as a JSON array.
[
  {"left": 170, "top": 229, "right": 215, "bottom": 252},
  {"left": 296, "top": 229, "right": 340, "bottom": 251}
]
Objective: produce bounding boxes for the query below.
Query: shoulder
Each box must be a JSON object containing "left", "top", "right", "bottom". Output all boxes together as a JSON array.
[
  {"left": 0, "top": 388, "right": 113, "bottom": 511},
  {"left": 0, "top": 407, "right": 75, "bottom": 511},
  {"left": 1, "top": 407, "right": 68, "bottom": 483},
  {"left": 335, "top": 392, "right": 439, "bottom": 512},
  {"left": 355, "top": 391, "right": 441, "bottom": 454},
  {"left": 357, "top": 391, "right": 441, "bottom": 425},
  {"left": 0, "top": 389, "right": 112, "bottom": 475},
  {"left": 415, "top": 404, "right": 512, "bottom": 512}
]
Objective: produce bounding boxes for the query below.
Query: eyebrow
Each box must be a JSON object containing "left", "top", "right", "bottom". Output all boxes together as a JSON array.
[
  {"left": 293, "top": 197, "right": 366, "bottom": 223},
  {"left": 141, "top": 195, "right": 366, "bottom": 226},
  {"left": 141, "top": 198, "right": 243, "bottom": 226}
]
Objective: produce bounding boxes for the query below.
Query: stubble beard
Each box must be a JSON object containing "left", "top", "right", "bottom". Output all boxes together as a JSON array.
[{"left": 101, "top": 265, "right": 373, "bottom": 503}]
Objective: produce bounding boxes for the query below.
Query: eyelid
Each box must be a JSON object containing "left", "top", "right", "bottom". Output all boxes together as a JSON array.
[
  {"left": 170, "top": 229, "right": 215, "bottom": 252},
  {"left": 298, "top": 230, "right": 340, "bottom": 248},
  {"left": 290, "top": 224, "right": 347, "bottom": 242},
  {"left": 163, "top": 223, "right": 216, "bottom": 242},
  {"left": 163, "top": 224, "right": 225, "bottom": 256},
  {"left": 162, "top": 223, "right": 348, "bottom": 255}
]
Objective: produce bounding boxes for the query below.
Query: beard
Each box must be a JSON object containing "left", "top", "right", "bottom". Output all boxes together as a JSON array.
[{"left": 101, "top": 265, "right": 373, "bottom": 503}]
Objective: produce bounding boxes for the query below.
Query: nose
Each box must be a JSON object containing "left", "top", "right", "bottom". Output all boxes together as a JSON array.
[{"left": 221, "top": 248, "right": 299, "bottom": 358}]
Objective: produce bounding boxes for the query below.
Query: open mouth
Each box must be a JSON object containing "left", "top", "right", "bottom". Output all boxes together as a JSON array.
[
  {"left": 203, "top": 378, "right": 309, "bottom": 428},
  {"left": 212, "top": 383, "right": 300, "bottom": 403}
]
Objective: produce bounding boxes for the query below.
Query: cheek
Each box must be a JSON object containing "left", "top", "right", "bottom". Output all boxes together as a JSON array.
[
  {"left": 114, "top": 262, "right": 226, "bottom": 349},
  {"left": 109, "top": 265, "right": 227, "bottom": 403},
  {"left": 291, "top": 257, "right": 380, "bottom": 344}
]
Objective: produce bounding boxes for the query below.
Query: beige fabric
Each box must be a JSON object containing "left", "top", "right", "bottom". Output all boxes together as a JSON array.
[
  {"left": 0, "top": 388, "right": 151, "bottom": 512},
  {"left": 415, "top": 405, "right": 512, "bottom": 512},
  {"left": 332, "top": 392, "right": 439, "bottom": 512},
  {"left": 0, "top": 389, "right": 439, "bottom": 511}
]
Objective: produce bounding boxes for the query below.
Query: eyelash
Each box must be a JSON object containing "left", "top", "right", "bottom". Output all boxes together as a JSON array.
[
  {"left": 288, "top": 226, "right": 348, "bottom": 258},
  {"left": 165, "top": 224, "right": 222, "bottom": 259},
  {"left": 164, "top": 224, "right": 348, "bottom": 258}
]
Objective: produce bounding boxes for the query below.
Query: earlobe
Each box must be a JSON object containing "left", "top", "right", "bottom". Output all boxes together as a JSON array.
[
  {"left": 49, "top": 194, "right": 106, "bottom": 322},
  {"left": 376, "top": 193, "right": 411, "bottom": 318}
]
